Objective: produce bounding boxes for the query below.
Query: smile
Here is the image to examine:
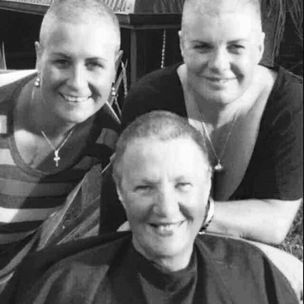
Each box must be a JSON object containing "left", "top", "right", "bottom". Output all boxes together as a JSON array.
[
  {"left": 205, "top": 77, "right": 235, "bottom": 84},
  {"left": 150, "top": 221, "right": 185, "bottom": 235},
  {"left": 61, "top": 94, "right": 92, "bottom": 103}
]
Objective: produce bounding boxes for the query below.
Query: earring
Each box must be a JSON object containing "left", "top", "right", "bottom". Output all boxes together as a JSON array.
[
  {"left": 34, "top": 76, "right": 40, "bottom": 87},
  {"left": 198, "top": 198, "right": 215, "bottom": 235},
  {"left": 111, "top": 84, "right": 117, "bottom": 98}
]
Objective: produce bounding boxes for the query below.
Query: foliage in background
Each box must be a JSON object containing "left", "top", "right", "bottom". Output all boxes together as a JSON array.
[
  {"left": 279, "top": 204, "right": 303, "bottom": 261},
  {"left": 262, "top": 0, "right": 303, "bottom": 58},
  {"left": 264, "top": 0, "right": 303, "bottom": 261}
]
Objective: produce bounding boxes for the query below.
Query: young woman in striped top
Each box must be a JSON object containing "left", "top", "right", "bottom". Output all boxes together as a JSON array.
[{"left": 0, "top": 0, "right": 120, "bottom": 288}]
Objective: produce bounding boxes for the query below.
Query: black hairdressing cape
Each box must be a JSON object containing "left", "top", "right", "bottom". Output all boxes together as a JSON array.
[{"left": 2, "top": 232, "right": 297, "bottom": 304}]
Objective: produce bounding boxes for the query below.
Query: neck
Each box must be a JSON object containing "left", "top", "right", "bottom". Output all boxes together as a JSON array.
[
  {"left": 133, "top": 239, "right": 193, "bottom": 272},
  {"left": 192, "top": 89, "right": 241, "bottom": 128},
  {"left": 28, "top": 81, "right": 76, "bottom": 138},
  {"left": 178, "top": 64, "right": 240, "bottom": 128},
  {"left": 153, "top": 255, "right": 191, "bottom": 272}
]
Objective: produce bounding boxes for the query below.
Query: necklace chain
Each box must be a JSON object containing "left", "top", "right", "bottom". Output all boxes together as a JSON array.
[
  {"left": 41, "top": 129, "right": 74, "bottom": 167},
  {"left": 198, "top": 110, "right": 239, "bottom": 173}
]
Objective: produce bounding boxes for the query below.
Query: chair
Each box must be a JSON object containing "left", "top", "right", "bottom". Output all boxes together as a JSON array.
[{"left": 0, "top": 42, "right": 7, "bottom": 70}]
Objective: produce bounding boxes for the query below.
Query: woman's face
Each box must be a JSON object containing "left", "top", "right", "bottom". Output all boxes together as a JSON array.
[
  {"left": 35, "top": 19, "right": 118, "bottom": 125},
  {"left": 117, "top": 137, "right": 211, "bottom": 271},
  {"left": 180, "top": 5, "right": 264, "bottom": 105}
]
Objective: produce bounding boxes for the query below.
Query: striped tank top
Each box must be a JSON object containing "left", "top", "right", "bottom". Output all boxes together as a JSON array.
[{"left": 0, "top": 75, "right": 120, "bottom": 280}]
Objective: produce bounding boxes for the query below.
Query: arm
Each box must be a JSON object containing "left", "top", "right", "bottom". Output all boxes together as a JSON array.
[
  {"left": 208, "top": 198, "right": 302, "bottom": 244},
  {"left": 208, "top": 70, "right": 303, "bottom": 244},
  {"left": 247, "top": 239, "right": 303, "bottom": 303}
]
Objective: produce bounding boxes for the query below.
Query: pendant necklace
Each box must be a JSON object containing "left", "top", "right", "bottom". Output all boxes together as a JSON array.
[
  {"left": 199, "top": 110, "right": 239, "bottom": 173},
  {"left": 180, "top": 68, "right": 239, "bottom": 173},
  {"left": 41, "top": 129, "right": 74, "bottom": 167}
]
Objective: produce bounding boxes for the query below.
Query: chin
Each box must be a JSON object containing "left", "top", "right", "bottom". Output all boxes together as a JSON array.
[
  {"left": 58, "top": 110, "right": 96, "bottom": 125},
  {"left": 203, "top": 90, "right": 241, "bottom": 105},
  {"left": 150, "top": 242, "right": 186, "bottom": 258}
]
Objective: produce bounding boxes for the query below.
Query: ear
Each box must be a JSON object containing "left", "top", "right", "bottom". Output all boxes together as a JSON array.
[
  {"left": 257, "top": 32, "right": 265, "bottom": 63},
  {"left": 116, "top": 185, "right": 127, "bottom": 210},
  {"left": 178, "top": 30, "right": 185, "bottom": 58},
  {"left": 34, "top": 41, "right": 42, "bottom": 71},
  {"left": 115, "top": 50, "right": 123, "bottom": 72}
]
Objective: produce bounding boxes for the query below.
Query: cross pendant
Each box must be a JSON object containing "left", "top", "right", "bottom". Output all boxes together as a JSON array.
[{"left": 53, "top": 150, "right": 60, "bottom": 167}]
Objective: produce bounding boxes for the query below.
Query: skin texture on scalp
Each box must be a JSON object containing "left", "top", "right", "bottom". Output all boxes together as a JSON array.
[
  {"left": 33, "top": 0, "right": 121, "bottom": 129},
  {"left": 116, "top": 139, "right": 212, "bottom": 270},
  {"left": 182, "top": 0, "right": 262, "bottom": 32},
  {"left": 112, "top": 111, "right": 212, "bottom": 186},
  {"left": 39, "top": 0, "right": 120, "bottom": 54},
  {"left": 179, "top": 0, "right": 265, "bottom": 107},
  {"left": 112, "top": 112, "right": 212, "bottom": 271}
]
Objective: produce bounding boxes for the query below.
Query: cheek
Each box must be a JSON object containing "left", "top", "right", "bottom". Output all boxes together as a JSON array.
[
  {"left": 122, "top": 195, "right": 151, "bottom": 222},
  {"left": 184, "top": 50, "right": 204, "bottom": 68},
  {"left": 40, "top": 66, "right": 64, "bottom": 87},
  {"left": 192, "top": 189, "right": 209, "bottom": 214},
  {"left": 232, "top": 51, "right": 259, "bottom": 73},
  {"left": 93, "top": 70, "right": 115, "bottom": 94}
]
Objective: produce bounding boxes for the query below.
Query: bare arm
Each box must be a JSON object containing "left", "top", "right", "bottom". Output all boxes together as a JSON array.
[{"left": 208, "top": 198, "right": 302, "bottom": 244}]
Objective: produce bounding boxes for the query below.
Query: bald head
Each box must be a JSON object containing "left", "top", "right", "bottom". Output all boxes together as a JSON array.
[
  {"left": 40, "top": 0, "right": 120, "bottom": 52},
  {"left": 112, "top": 111, "right": 211, "bottom": 186},
  {"left": 182, "top": 0, "right": 262, "bottom": 32}
]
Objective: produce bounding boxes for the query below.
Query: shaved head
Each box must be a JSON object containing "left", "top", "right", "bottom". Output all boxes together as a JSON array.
[
  {"left": 182, "top": 0, "right": 262, "bottom": 32},
  {"left": 112, "top": 111, "right": 211, "bottom": 186},
  {"left": 40, "top": 0, "right": 120, "bottom": 52}
]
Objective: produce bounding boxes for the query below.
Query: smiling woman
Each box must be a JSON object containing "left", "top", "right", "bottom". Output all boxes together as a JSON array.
[
  {"left": 112, "top": 112, "right": 212, "bottom": 270},
  {"left": 120, "top": 0, "right": 303, "bottom": 246},
  {"left": 1, "top": 111, "right": 299, "bottom": 304},
  {"left": 0, "top": 0, "right": 120, "bottom": 290}
]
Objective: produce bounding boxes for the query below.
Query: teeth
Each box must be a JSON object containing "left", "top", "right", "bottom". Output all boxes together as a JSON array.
[
  {"left": 62, "top": 95, "right": 89, "bottom": 102},
  {"left": 153, "top": 222, "right": 183, "bottom": 233}
]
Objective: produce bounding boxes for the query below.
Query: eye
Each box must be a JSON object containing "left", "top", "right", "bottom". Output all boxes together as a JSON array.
[
  {"left": 86, "top": 61, "right": 104, "bottom": 71},
  {"left": 53, "top": 59, "right": 70, "bottom": 68},
  {"left": 134, "top": 185, "right": 153, "bottom": 193},
  {"left": 193, "top": 43, "right": 212, "bottom": 53},
  {"left": 176, "top": 182, "right": 192, "bottom": 191},
  {"left": 229, "top": 44, "right": 245, "bottom": 54}
]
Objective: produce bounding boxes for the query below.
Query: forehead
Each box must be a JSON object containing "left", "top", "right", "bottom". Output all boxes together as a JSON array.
[
  {"left": 184, "top": 9, "right": 260, "bottom": 42},
  {"left": 41, "top": 19, "right": 118, "bottom": 58},
  {"left": 120, "top": 138, "right": 210, "bottom": 180},
  {"left": 183, "top": 1, "right": 261, "bottom": 37}
]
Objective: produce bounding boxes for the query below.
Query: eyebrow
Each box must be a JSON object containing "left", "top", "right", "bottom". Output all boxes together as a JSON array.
[
  {"left": 190, "top": 40, "right": 210, "bottom": 44},
  {"left": 137, "top": 178, "right": 159, "bottom": 185},
  {"left": 51, "top": 52, "right": 107, "bottom": 62},
  {"left": 229, "top": 39, "right": 249, "bottom": 43},
  {"left": 50, "top": 52, "right": 70, "bottom": 57},
  {"left": 190, "top": 38, "right": 249, "bottom": 44}
]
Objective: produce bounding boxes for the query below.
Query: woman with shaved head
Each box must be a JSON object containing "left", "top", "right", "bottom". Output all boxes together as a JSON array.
[
  {"left": 2, "top": 111, "right": 299, "bottom": 304},
  {"left": 118, "top": 0, "right": 303, "bottom": 248},
  {"left": 104, "top": 0, "right": 303, "bottom": 300},
  {"left": 0, "top": 0, "right": 121, "bottom": 290}
]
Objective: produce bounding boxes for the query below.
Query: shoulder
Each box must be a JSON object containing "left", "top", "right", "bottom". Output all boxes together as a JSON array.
[
  {"left": 0, "top": 73, "right": 36, "bottom": 106},
  {"left": 129, "top": 63, "right": 182, "bottom": 93},
  {"left": 95, "top": 103, "right": 121, "bottom": 132},
  {"left": 122, "top": 64, "right": 186, "bottom": 127},
  {"left": 84, "top": 103, "right": 120, "bottom": 165},
  {"left": 3, "top": 232, "right": 131, "bottom": 303},
  {"left": 95, "top": 103, "right": 121, "bottom": 146},
  {"left": 266, "top": 66, "right": 302, "bottom": 115},
  {"left": 257, "top": 66, "right": 303, "bottom": 138},
  {"left": 198, "top": 234, "right": 268, "bottom": 264},
  {"left": 196, "top": 235, "right": 298, "bottom": 303}
]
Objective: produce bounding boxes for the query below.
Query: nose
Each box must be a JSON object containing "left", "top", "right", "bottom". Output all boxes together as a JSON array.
[
  {"left": 208, "top": 48, "right": 230, "bottom": 72},
  {"left": 153, "top": 185, "right": 180, "bottom": 217},
  {"left": 66, "top": 64, "right": 88, "bottom": 91}
]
